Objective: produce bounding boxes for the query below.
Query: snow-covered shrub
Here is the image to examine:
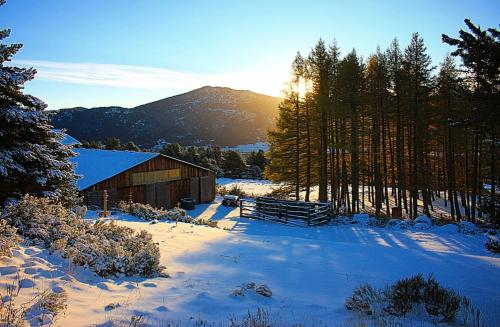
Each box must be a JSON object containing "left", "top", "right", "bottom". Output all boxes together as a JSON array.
[
  {"left": 422, "top": 275, "right": 461, "bottom": 322},
  {"left": 414, "top": 215, "right": 432, "bottom": 230},
  {"left": 36, "top": 290, "right": 68, "bottom": 319},
  {"left": 458, "top": 221, "right": 478, "bottom": 234},
  {"left": 1, "top": 195, "right": 163, "bottom": 277},
  {"left": 118, "top": 201, "right": 168, "bottom": 221},
  {"left": 387, "top": 274, "right": 426, "bottom": 315},
  {"left": 345, "top": 284, "right": 382, "bottom": 315},
  {"left": 399, "top": 219, "right": 414, "bottom": 230},
  {"left": 118, "top": 200, "right": 218, "bottom": 228},
  {"left": 0, "top": 219, "right": 22, "bottom": 257},
  {"left": 352, "top": 213, "right": 371, "bottom": 225},
  {"left": 1, "top": 195, "right": 82, "bottom": 248},
  {"left": 486, "top": 235, "right": 500, "bottom": 254},
  {"left": 347, "top": 275, "right": 469, "bottom": 323},
  {"left": 386, "top": 219, "right": 402, "bottom": 229},
  {"left": 217, "top": 184, "right": 248, "bottom": 198}
]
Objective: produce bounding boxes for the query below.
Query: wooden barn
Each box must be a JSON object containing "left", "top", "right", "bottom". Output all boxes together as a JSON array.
[{"left": 71, "top": 148, "right": 216, "bottom": 209}]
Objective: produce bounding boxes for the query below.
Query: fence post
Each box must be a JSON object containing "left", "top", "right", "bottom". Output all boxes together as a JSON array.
[
  {"left": 103, "top": 190, "right": 108, "bottom": 218},
  {"left": 307, "top": 208, "right": 311, "bottom": 226},
  {"left": 239, "top": 199, "right": 243, "bottom": 217}
]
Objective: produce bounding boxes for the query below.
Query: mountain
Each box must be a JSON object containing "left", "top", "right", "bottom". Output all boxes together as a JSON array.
[{"left": 50, "top": 86, "right": 281, "bottom": 147}]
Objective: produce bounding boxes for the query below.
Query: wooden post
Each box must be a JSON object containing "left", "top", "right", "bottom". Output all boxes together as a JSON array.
[
  {"left": 103, "top": 190, "right": 108, "bottom": 218},
  {"left": 128, "top": 189, "right": 133, "bottom": 212},
  {"left": 239, "top": 199, "right": 243, "bottom": 217}
]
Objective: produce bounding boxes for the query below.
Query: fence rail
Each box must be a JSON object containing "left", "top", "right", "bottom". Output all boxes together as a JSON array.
[{"left": 240, "top": 196, "right": 331, "bottom": 227}]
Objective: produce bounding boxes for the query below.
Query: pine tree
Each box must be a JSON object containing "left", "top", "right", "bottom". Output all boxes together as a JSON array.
[
  {"left": 337, "top": 50, "right": 364, "bottom": 212},
  {"left": 443, "top": 19, "right": 500, "bottom": 222},
  {"left": 309, "top": 39, "right": 332, "bottom": 203},
  {"left": 0, "top": 13, "right": 77, "bottom": 205},
  {"left": 404, "top": 33, "right": 434, "bottom": 217}
]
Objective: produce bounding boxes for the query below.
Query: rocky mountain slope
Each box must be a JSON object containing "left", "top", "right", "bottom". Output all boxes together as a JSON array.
[{"left": 51, "top": 86, "right": 281, "bottom": 147}]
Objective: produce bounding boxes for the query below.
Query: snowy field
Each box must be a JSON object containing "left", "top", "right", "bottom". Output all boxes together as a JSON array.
[{"left": 1, "top": 198, "right": 499, "bottom": 326}]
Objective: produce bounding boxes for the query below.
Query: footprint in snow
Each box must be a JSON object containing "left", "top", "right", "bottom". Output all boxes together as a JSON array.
[
  {"left": 20, "top": 261, "right": 37, "bottom": 268},
  {"left": 24, "top": 248, "right": 41, "bottom": 255},
  {"left": 19, "top": 278, "right": 35, "bottom": 288},
  {"left": 125, "top": 284, "right": 137, "bottom": 290},
  {"left": 60, "top": 275, "right": 76, "bottom": 282},
  {"left": 155, "top": 305, "right": 169, "bottom": 312},
  {"left": 97, "top": 282, "right": 111, "bottom": 290},
  {"left": 142, "top": 282, "right": 157, "bottom": 288},
  {"left": 0, "top": 266, "right": 18, "bottom": 276},
  {"left": 52, "top": 286, "right": 65, "bottom": 294}
]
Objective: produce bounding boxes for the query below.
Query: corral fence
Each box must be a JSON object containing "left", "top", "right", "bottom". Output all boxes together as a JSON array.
[{"left": 240, "top": 196, "right": 331, "bottom": 227}]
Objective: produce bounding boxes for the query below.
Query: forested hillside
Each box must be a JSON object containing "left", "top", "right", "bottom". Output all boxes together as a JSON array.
[{"left": 51, "top": 86, "right": 281, "bottom": 147}]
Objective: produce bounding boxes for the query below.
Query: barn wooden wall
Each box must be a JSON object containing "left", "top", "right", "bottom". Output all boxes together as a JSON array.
[{"left": 82, "top": 155, "right": 215, "bottom": 209}]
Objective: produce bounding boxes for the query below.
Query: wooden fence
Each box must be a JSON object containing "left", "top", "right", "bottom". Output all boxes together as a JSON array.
[{"left": 240, "top": 196, "right": 331, "bottom": 227}]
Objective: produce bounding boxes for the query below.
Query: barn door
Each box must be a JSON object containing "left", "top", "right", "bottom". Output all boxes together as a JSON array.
[
  {"left": 200, "top": 175, "right": 215, "bottom": 203},
  {"left": 190, "top": 177, "right": 200, "bottom": 203},
  {"left": 146, "top": 184, "right": 156, "bottom": 207},
  {"left": 155, "top": 182, "right": 171, "bottom": 209}
]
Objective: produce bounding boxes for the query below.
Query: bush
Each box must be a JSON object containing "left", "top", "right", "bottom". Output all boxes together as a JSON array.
[
  {"left": 118, "top": 201, "right": 218, "bottom": 228},
  {"left": 486, "top": 235, "right": 500, "bottom": 254},
  {"left": 345, "top": 284, "right": 381, "bottom": 315},
  {"left": 264, "top": 185, "right": 294, "bottom": 200},
  {"left": 0, "top": 272, "right": 67, "bottom": 326},
  {"left": 0, "top": 219, "right": 22, "bottom": 257},
  {"left": 387, "top": 274, "right": 425, "bottom": 315},
  {"left": 422, "top": 275, "right": 461, "bottom": 322},
  {"left": 1, "top": 195, "right": 163, "bottom": 277},
  {"left": 217, "top": 184, "right": 248, "bottom": 198},
  {"left": 347, "top": 274, "right": 467, "bottom": 323}
]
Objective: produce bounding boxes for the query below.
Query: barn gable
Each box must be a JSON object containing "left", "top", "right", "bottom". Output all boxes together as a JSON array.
[
  {"left": 71, "top": 148, "right": 216, "bottom": 209},
  {"left": 71, "top": 148, "right": 159, "bottom": 190}
]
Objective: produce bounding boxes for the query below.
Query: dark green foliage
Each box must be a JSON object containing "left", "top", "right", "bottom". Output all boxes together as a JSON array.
[
  {"left": 346, "top": 274, "right": 464, "bottom": 322},
  {"left": 423, "top": 275, "right": 461, "bottom": 322},
  {"left": 216, "top": 184, "right": 248, "bottom": 198},
  {"left": 387, "top": 274, "right": 425, "bottom": 315},
  {"left": 159, "top": 143, "right": 223, "bottom": 174},
  {"left": 345, "top": 284, "right": 381, "bottom": 315},
  {"left": 222, "top": 150, "right": 246, "bottom": 174},
  {"left": 0, "top": 14, "right": 78, "bottom": 206},
  {"left": 80, "top": 139, "right": 104, "bottom": 149},
  {"left": 246, "top": 150, "right": 268, "bottom": 171},
  {"left": 104, "top": 137, "right": 122, "bottom": 150}
]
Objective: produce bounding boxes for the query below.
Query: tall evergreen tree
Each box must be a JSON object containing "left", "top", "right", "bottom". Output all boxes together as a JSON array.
[
  {"left": 0, "top": 8, "right": 77, "bottom": 205},
  {"left": 309, "top": 39, "right": 332, "bottom": 203},
  {"left": 443, "top": 19, "right": 500, "bottom": 222},
  {"left": 404, "top": 33, "right": 434, "bottom": 217}
]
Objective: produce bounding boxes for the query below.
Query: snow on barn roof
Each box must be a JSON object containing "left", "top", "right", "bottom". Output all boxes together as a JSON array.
[
  {"left": 71, "top": 148, "right": 159, "bottom": 190},
  {"left": 54, "top": 129, "right": 82, "bottom": 146}
]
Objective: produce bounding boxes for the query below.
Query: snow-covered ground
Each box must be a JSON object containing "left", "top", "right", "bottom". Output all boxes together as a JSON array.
[
  {"left": 1, "top": 199, "right": 499, "bottom": 326},
  {"left": 217, "top": 178, "right": 472, "bottom": 219}
]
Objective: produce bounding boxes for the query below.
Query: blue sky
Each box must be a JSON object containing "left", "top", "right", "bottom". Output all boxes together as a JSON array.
[{"left": 2, "top": 0, "right": 498, "bottom": 109}]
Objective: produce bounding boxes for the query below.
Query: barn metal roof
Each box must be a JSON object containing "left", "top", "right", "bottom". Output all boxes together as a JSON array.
[
  {"left": 71, "top": 148, "right": 160, "bottom": 190},
  {"left": 71, "top": 148, "right": 214, "bottom": 190}
]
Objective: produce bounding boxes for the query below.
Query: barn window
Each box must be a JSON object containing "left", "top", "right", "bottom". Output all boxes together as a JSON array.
[{"left": 131, "top": 169, "right": 181, "bottom": 185}]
